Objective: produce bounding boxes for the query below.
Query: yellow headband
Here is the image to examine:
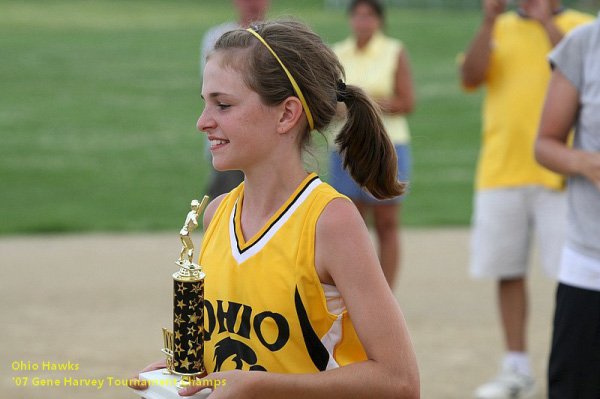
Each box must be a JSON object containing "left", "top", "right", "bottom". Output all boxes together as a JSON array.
[{"left": 246, "top": 28, "right": 314, "bottom": 131}]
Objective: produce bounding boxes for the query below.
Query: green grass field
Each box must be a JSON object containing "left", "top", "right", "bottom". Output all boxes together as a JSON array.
[{"left": 0, "top": 0, "right": 487, "bottom": 234}]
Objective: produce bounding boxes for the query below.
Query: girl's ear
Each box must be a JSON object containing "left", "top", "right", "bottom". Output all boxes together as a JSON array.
[{"left": 276, "top": 96, "right": 305, "bottom": 135}]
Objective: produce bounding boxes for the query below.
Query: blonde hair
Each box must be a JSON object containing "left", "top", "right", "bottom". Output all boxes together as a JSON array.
[{"left": 211, "top": 20, "right": 405, "bottom": 199}]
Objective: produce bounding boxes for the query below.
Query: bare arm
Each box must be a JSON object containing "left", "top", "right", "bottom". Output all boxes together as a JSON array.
[
  {"left": 180, "top": 198, "right": 419, "bottom": 399},
  {"left": 461, "top": 0, "right": 504, "bottom": 88},
  {"left": 376, "top": 50, "right": 415, "bottom": 115},
  {"left": 535, "top": 69, "right": 600, "bottom": 189},
  {"left": 523, "top": 0, "right": 564, "bottom": 46},
  {"left": 540, "top": 19, "right": 564, "bottom": 46}
]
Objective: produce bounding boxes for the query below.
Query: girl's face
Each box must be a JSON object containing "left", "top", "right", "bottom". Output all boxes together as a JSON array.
[
  {"left": 198, "top": 53, "right": 280, "bottom": 172},
  {"left": 350, "top": 3, "right": 382, "bottom": 42}
]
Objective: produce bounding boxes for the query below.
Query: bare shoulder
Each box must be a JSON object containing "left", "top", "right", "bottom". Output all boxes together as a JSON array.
[
  {"left": 203, "top": 194, "right": 227, "bottom": 231},
  {"left": 317, "top": 197, "right": 363, "bottom": 236},
  {"left": 315, "top": 197, "right": 378, "bottom": 283}
]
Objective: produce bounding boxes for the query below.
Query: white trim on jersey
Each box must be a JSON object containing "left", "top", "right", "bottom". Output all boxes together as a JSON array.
[{"left": 322, "top": 313, "right": 343, "bottom": 370}]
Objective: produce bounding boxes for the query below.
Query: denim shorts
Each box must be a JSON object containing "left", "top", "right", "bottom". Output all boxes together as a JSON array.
[{"left": 328, "top": 144, "right": 411, "bottom": 204}]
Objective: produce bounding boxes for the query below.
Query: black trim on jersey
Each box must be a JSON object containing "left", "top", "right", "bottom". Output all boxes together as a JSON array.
[
  {"left": 232, "top": 175, "right": 320, "bottom": 255},
  {"left": 294, "top": 286, "right": 330, "bottom": 372}
]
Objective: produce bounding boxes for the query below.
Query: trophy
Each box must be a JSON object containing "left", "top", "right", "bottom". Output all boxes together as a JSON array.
[{"left": 132, "top": 196, "right": 211, "bottom": 399}]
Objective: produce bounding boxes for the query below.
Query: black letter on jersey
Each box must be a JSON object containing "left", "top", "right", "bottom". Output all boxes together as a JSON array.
[
  {"left": 253, "top": 311, "right": 290, "bottom": 352},
  {"left": 215, "top": 300, "right": 252, "bottom": 339},
  {"left": 204, "top": 300, "right": 216, "bottom": 341},
  {"left": 216, "top": 300, "right": 241, "bottom": 334}
]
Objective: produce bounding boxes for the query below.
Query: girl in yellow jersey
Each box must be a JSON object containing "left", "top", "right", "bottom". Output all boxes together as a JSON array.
[{"left": 132, "top": 20, "right": 419, "bottom": 399}]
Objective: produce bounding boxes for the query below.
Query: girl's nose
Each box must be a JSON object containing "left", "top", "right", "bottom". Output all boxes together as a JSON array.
[{"left": 197, "top": 108, "right": 216, "bottom": 132}]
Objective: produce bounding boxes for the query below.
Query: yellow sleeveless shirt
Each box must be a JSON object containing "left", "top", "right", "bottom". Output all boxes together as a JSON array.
[{"left": 198, "top": 173, "right": 367, "bottom": 373}]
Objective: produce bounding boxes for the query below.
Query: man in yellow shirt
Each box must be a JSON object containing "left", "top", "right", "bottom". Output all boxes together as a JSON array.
[{"left": 460, "top": 0, "right": 592, "bottom": 398}]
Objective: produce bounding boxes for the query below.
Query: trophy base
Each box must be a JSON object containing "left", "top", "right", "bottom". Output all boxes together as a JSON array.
[
  {"left": 175, "top": 260, "right": 201, "bottom": 270},
  {"left": 131, "top": 369, "right": 210, "bottom": 399}
]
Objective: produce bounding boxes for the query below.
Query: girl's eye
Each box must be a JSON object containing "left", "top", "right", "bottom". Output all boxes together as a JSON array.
[{"left": 217, "top": 103, "right": 230, "bottom": 110}]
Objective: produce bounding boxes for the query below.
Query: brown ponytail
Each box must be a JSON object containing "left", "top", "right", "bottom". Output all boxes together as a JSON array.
[{"left": 335, "top": 84, "right": 406, "bottom": 200}]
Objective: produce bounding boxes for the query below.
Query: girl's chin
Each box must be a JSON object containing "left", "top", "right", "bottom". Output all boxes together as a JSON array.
[{"left": 212, "top": 162, "right": 238, "bottom": 172}]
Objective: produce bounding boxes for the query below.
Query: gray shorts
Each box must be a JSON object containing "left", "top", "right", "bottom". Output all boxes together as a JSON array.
[{"left": 470, "top": 186, "right": 567, "bottom": 279}]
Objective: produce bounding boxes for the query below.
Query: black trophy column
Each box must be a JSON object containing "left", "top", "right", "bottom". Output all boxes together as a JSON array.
[{"left": 172, "top": 279, "right": 204, "bottom": 375}]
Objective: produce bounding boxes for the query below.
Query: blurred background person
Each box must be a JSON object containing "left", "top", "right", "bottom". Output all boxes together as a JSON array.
[
  {"left": 200, "top": 0, "right": 270, "bottom": 200},
  {"left": 535, "top": 14, "right": 600, "bottom": 399},
  {"left": 460, "top": 0, "right": 592, "bottom": 398},
  {"left": 330, "top": 0, "right": 415, "bottom": 288}
]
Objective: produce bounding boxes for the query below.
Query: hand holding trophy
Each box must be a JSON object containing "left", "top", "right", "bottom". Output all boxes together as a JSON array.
[{"left": 131, "top": 196, "right": 211, "bottom": 399}]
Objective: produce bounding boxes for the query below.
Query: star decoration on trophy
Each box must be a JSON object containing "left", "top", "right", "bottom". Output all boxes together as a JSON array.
[
  {"left": 188, "top": 313, "right": 200, "bottom": 324},
  {"left": 187, "top": 340, "right": 199, "bottom": 357},
  {"left": 175, "top": 343, "right": 184, "bottom": 357},
  {"left": 191, "top": 283, "right": 202, "bottom": 294},
  {"left": 187, "top": 325, "right": 197, "bottom": 336},
  {"left": 179, "top": 357, "right": 191, "bottom": 371},
  {"left": 174, "top": 313, "right": 184, "bottom": 327},
  {"left": 177, "top": 282, "right": 187, "bottom": 295}
]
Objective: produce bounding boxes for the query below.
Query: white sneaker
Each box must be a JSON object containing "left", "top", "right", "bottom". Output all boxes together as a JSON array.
[{"left": 474, "top": 368, "right": 535, "bottom": 399}]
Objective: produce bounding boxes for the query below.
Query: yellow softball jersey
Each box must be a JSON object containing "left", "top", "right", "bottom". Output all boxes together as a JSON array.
[{"left": 198, "top": 173, "right": 368, "bottom": 373}]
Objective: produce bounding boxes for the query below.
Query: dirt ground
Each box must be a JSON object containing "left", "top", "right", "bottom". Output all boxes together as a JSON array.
[{"left": 0, "top": 229, "right": 556, "bottom": 398}]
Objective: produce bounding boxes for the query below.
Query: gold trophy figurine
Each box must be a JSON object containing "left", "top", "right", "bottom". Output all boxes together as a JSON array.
[{"left": 178, "top": 199, "right": 201, "bottom": 266}]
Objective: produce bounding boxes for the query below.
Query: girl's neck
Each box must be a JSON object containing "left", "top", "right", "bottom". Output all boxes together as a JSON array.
[
  {"left": 238, "top": 155, "right": 308, "bottom": 241},
  {"left": 242, "top": 167, "right": 308, "bottom": 217},
  {"left": 356, "top": 35, "right": 372, "bottom": 50},
  {"left": 237, "top": 129, "right": 307, "bottom": 237}
]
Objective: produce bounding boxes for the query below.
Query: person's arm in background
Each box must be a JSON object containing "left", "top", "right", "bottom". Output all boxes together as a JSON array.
[
  {"left": 460, "top": 0, "right": 504, "bottom": 88},
  {"left": 376, "top": 49, "right": 415, "bottom": 115},
  {"left": 535, "top": 68, "right": 600, "bottom": 189}
]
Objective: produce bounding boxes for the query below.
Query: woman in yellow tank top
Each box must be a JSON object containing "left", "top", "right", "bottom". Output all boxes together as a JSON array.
[
  {"left": 131, "top": 20, "right": 419, "bottom": 399},
  {"left": 331, "top": 0, "right": 415, "bottom": 288}
]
